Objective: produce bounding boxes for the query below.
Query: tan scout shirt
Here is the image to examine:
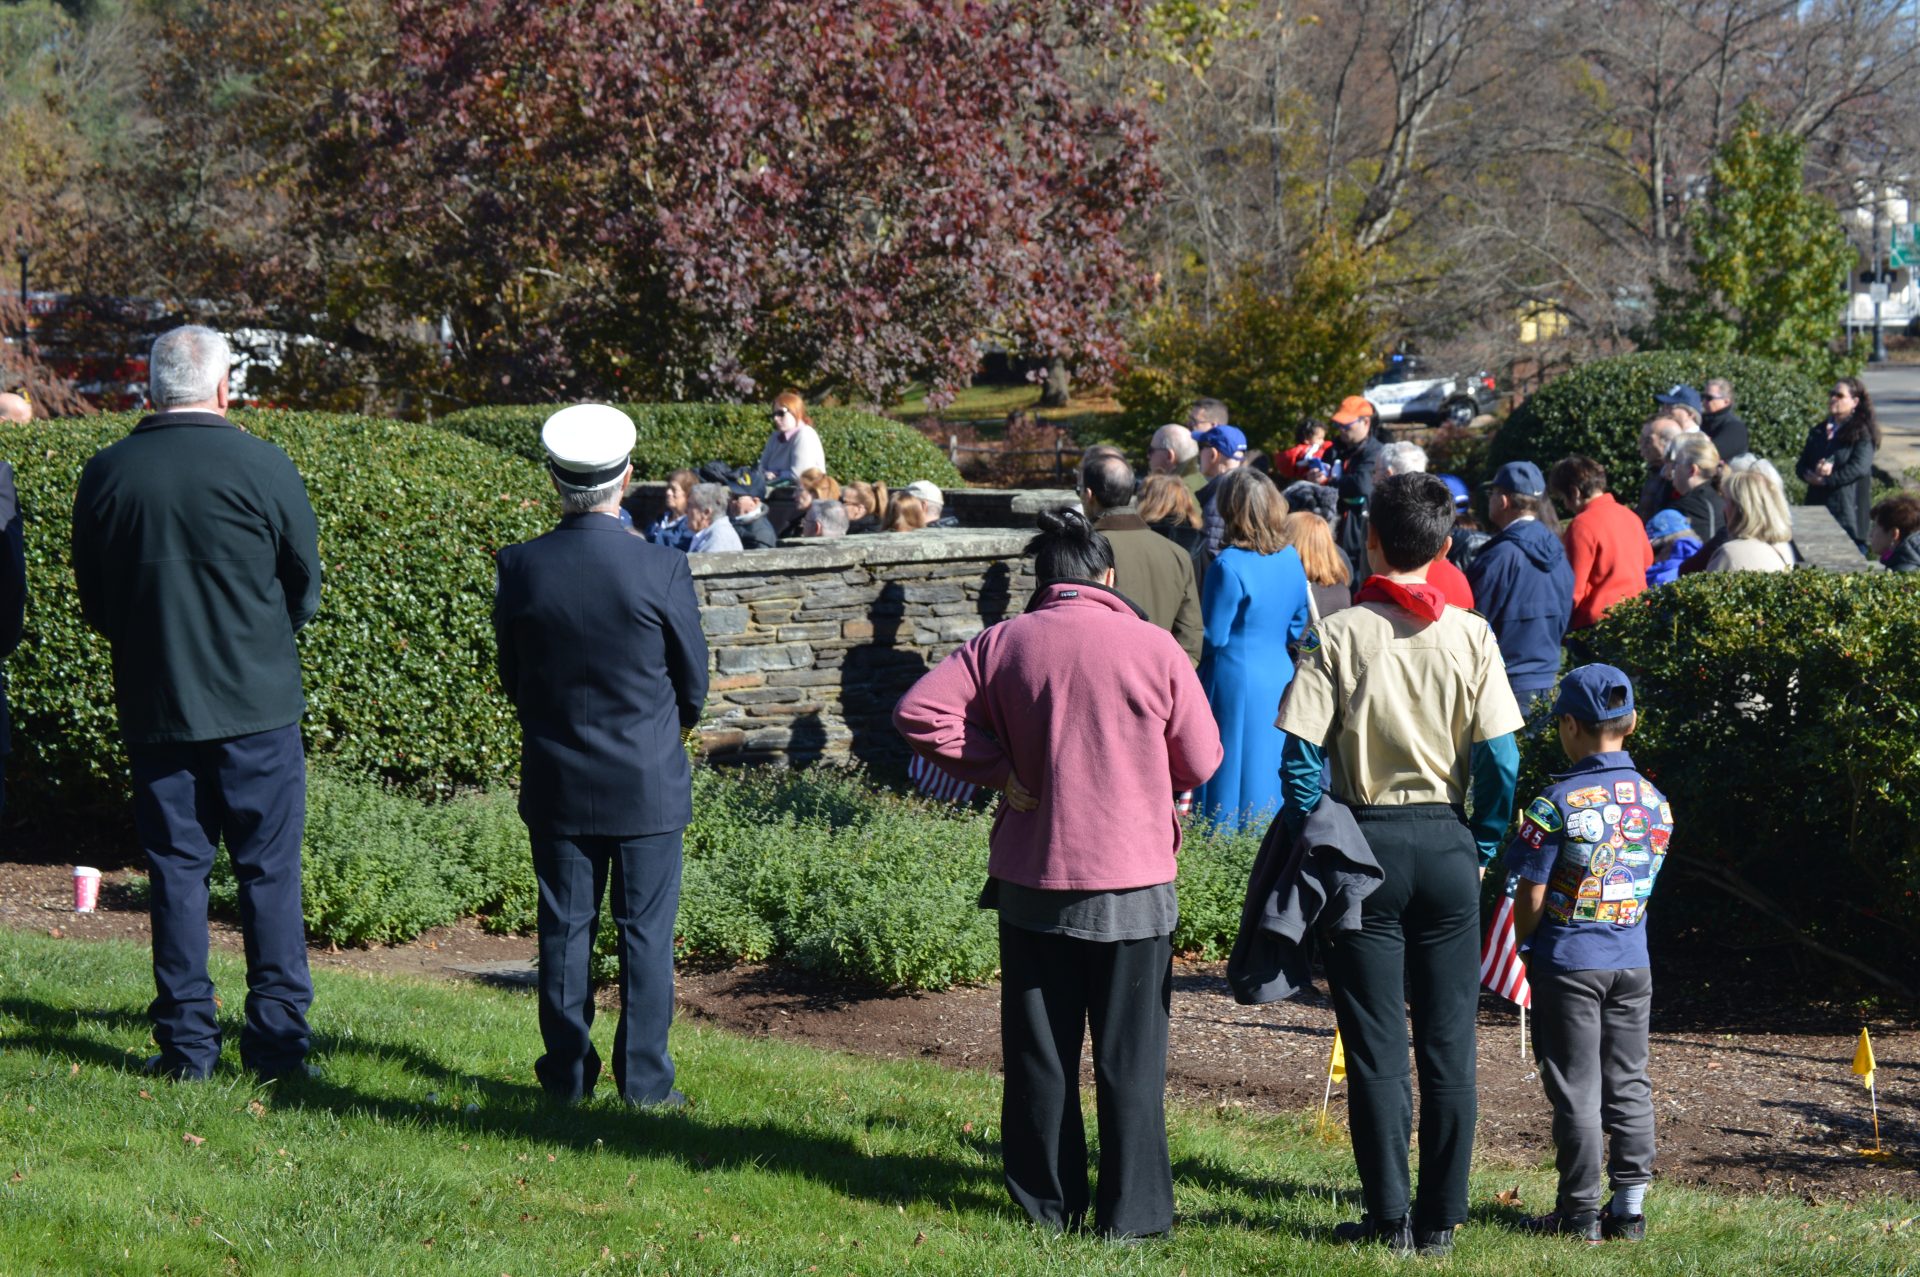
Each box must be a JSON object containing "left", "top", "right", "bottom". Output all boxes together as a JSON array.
[{"left": 1275, "top": 601, "right": 1524, "bottom": 806}]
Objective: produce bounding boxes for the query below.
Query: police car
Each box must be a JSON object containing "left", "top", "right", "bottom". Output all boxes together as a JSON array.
[{"left": 1362, "top": 355, "right": 1498, "bottom": 427}]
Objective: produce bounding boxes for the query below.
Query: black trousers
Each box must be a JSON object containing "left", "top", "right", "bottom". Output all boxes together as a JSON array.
[
  {"left": 530, "top": 828, "right": 683, "bottom": 1104},
  {"left": 131, "top": 723, "right": 312, "bottom": 1079},
  {"left": 998, "top": 922, "right": 1174, "bottom": 1238},
  {"left": 1322, "top": 804, "right": 1480, "bottom": 1231}
]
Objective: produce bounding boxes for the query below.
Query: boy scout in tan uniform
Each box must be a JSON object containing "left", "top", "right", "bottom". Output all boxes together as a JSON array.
[{"left": 1274, "top": 472, "right": 1523, "bottom": 1257}]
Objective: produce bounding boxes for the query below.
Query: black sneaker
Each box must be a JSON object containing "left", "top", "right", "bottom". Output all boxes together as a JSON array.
[
  {"left": 1523, "top": 1210, "right": 1602, "bottom": 1244},
  {"left": 1414, "top": 1226, "right": 1454, "bottom": 1257},
  {"left": 1333, "top": 1215, "right": 1414, "bottom": 1255},
  {"left": 141, "top": 1054, "right": 212, "bottom": 1083},
  {"left": 1601, "top": 1211, "right": 1646, "bottom": 1242}
]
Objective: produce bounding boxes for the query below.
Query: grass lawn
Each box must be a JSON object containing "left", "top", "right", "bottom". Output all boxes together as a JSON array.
[
  {"left": 885, "top": 382, "right": 1123, "bottom": 430},
  {"left": 1, "top": 931, "right": 1912, "bottom": 1276}
]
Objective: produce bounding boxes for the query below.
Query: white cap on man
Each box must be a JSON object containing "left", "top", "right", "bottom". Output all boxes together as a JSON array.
[
  {"left": 905, "top": 480, "right": 944, "bottom": 508},
  {"left": 541, "top": 403, "right": 636, "bottom": 489}
]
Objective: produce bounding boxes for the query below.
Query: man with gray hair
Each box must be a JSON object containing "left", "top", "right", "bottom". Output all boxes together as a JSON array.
[
  {"left": 1635, "top": 414, "right": 1684, "bottom": 520},
  {"left": 686, "top": 482, "right": 742, "bottom": 553},
  {"left": 0, "top": 391, "right": 30, "bottom": 423},
  {"left": 803, "top": 499, "right": 850, "bottom": 538},
  {"left": 72, "top": 324, "right": 323, "bottom": 1084},
  {"left": 1148, "top": 424, "right": 1204, "bottom": 498},
  {"left": 1700, "top": 378, "right": 1750, "bottom": 461},
  {"left": 493, "top": 403, "right": 709, "bottom": 1108},
  {"left": 1379, "top": 440, "right": 1429, "bottom": 479}
]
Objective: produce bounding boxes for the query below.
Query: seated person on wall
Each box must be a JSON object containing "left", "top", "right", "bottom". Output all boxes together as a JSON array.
[
  {"left": 885, "top": 493, "right": 931, "bottom": 532},
  {"left": 1660, "top": 433, "right": 1723, "bottom": 544},
  {"left": 783, "top": 469, "right": 842, "bottom": 538},
  {"left": 726, "top": 469, "right": 778, "bottom": 549},
  {"left": 842, "top": 480, "right": 887, "bottom": 534},
  {"left": 685, "top": 482, "right": 742, "bottom": 553},
  {"left": 644, "top": 469, "right": 697, "bottom": 551},
  {"left": 1634, "top": 415, "right": 1684, "bottom": 521},
  {"left": 1871, "top": 493, "right": 1920, "bottom": 572},
  {"left": 758, "top": 390, "right": 827, "bottom": 484},
  {"left": 802, "top": 498, "right": 850, "bottom": 539},
  {"left": 905, "top": 479, "right": 958, "bottom": 528}
]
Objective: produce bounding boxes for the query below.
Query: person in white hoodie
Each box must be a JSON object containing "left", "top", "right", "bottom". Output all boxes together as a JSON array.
[{"left": 757, "top": 390, "right": 827, "bottom": 483}]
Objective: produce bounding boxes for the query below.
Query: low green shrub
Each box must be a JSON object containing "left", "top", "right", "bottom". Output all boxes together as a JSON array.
[
  {"left": 1491, "top": 351, "right": 1823, "bottom": 497},
  {"left": 6, "top": 410, "right": 551, "bottom": 816},
  {"left": 1513, "top": 570, "right": 1920, "bottom": 997},
  {"left": 210, "top": 769, "right": 531, "bottom": 947},
  {"left": 435, "top": 402, "right": 962, "bottom": 490}
]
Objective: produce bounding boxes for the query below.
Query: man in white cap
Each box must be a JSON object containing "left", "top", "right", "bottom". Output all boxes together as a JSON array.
[
  {"left": 493, "top": 403, "right": 711, "bottom": 1108},
  {"left": 906, "top": 479, "right": 958, "bottom": 527}
]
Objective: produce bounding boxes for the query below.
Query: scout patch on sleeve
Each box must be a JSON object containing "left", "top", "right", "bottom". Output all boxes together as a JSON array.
[
  {"left": 1519, "top": 822, "right": 1546, "bottom": 849},
  {"left": 1297, "top": 625, "right": 1323, "bottom": 655},
  {"left": 1523, "top": 796, "right": 1562, "bottom": 832},
  {"left": 1565, "top": 808, "right": 1606, "bottom": 843}
]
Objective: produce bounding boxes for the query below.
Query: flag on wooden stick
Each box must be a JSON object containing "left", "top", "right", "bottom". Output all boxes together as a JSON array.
[
  {"left": 1320, "top": 1030, "right": 1347, "bottom": 1127},
  {"left": 1480, "top": 874, "right": 1534, "bottom": 1009},
  {"left": 1854, "top": 1027, "right": 1882, "bottom": 1155}
]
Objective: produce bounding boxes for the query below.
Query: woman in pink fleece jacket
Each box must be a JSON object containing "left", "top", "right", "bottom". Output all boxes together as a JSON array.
[{"left": 894, "top": 509, "right": 1222, "bottom": 1241}]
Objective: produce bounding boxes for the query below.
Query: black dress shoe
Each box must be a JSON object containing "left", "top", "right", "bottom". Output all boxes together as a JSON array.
[
  {"left": 1414, "top": 1225, "right": 1455, "bottom": 1256},
  {"left": 1332, "top": 1214, "right": 1414, "bottom": 1254}
]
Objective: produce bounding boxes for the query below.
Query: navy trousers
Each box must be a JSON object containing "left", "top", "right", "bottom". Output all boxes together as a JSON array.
[
  {"left": 131, "top": 723, "right": 312, "bottom": 1079},
  {"left": 530, "top": 828, "right": 683, "bottom": 1104}
]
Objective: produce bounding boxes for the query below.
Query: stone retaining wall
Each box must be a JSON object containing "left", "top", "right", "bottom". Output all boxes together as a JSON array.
[{"left": 688, "top": 530, "right": 1036, "bottom": 768}]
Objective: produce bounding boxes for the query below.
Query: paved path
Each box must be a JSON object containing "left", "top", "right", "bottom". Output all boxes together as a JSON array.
[{"left": 1862, "top": 364, "right": 1920, "bottom": 478}]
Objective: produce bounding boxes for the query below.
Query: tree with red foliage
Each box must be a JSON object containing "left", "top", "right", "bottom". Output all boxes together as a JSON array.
[{"left": 322, "top": 0, "right": 1159, "bottom": 406}]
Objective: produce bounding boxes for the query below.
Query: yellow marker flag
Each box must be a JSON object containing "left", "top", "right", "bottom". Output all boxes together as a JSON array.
[
  {"left": 1329, "top": 1030, "right": 1347, "bottom": 1083},
  {"left": 1852, "top": 1028, "right": 1876, "bottom": 1090}
]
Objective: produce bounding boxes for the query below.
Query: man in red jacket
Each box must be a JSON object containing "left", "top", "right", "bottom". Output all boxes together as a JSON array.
[
  {"left": 894, "top": 509, "right": 1222, "bottom": 1241},
  {"left": 1548, "top": 456, "right": 1652, "bottom": 631}
]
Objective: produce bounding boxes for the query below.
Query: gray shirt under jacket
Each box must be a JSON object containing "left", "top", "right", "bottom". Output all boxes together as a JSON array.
[{"left": 980, "top": 878, "right": 1180, "bottom": 942}]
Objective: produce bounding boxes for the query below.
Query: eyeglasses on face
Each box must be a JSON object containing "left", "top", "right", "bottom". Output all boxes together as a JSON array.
[{"left": 772, "top": 407, "right": 792, "bottom": 418}]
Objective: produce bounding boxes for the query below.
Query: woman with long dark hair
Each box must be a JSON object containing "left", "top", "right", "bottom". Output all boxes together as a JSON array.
[{"left": 1797, "top": 377, "right": 1880, "bottom": 551}]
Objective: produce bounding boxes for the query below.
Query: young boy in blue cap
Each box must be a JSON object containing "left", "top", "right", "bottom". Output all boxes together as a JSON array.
[{"left": 1506, "top": 663, "right": 1672, "bottom": 1243}]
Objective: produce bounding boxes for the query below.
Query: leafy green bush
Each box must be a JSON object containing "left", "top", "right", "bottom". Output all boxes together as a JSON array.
[
  {"left": 1512, "top": 571, "right": 1920, "bottom": 998},
  {"left": 435, "top": 402, "right": 961, "bottom": 490},
  {"left": 1490, "top": 351, "right": 1824, "bottom": 496},
  {"left": 210, "top": 769, "right": 530, "bottom": 946},
  {"left": 7, "top": 410, "right": 552, "bottom": 815}
]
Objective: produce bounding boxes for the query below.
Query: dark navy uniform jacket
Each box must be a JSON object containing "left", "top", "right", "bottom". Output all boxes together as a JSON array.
[
  {"left": 1504, "top": 749, "right": 1672, "bottom": 973},
  {"left": 494, "top": 512, "right": 710, "bottom": 837}
]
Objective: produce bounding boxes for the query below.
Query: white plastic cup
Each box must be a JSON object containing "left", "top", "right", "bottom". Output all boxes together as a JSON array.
[{"left": 73, "top": 866, "right": 101, "bottom": 913}]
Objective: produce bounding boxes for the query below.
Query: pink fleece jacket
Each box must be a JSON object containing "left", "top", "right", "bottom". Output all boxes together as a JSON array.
[{"left": 893, "top": 581, "right": 1223, "bottom": 891}]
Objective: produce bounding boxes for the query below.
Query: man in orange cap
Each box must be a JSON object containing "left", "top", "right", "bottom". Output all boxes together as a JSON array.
[{"left": 1330, "top": 395, "right": 1384, "bottom": 575}]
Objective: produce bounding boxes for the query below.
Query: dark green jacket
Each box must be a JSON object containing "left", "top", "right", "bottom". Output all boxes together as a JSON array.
[{"left": 71, "top": 411, "right": 321, "bottom": 744}]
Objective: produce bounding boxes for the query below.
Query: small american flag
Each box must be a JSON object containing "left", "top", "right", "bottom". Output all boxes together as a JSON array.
[
  {"left": 907, "top": 752, "right": 978, "bottom": 805},
  {"left": 1480, "top": 872, "right": 1533, "bottom": 1008}
]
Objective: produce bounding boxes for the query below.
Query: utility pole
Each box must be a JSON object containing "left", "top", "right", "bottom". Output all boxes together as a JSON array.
[{"left": 1872, "top": 187, "right": 1888, "bottom": 365}]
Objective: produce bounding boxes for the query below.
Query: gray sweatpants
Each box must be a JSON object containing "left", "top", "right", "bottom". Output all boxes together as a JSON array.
[{"left": 1530, "top": 966, "right": 1655, "bottom": 1214}]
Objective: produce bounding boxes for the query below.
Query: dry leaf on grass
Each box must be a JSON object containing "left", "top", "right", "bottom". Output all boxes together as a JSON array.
[
  {"left": 182, "top": 1132, "right": 205, "bottom": 1147},
  {"left": 1492, "top": 1186, "right": 1523, "bottom": 1207}
]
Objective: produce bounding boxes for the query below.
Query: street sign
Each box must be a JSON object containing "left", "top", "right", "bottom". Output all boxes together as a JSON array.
[
  {"left": 1871, "top": 282, "right": 1890, "bottom": 303},
  {"left": 1892, "top": 225, "right": 1920, "bottom": 270}
]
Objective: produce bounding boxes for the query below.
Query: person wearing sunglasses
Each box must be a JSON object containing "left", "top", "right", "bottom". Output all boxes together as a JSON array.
[
  {"left": 757, "top": 390, "right": 827, "bottom": 485},
  {"left": 1797, "top": 378, "right": 1880, "bottom": 553}
]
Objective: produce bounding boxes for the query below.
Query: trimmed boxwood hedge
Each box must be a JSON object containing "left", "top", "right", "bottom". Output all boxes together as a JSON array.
[
  {"left": 1512, "top": 570, "right": 1920, "bottom": 997},
  {"left": 1490, "top": 351, "right": 1824, "bottom": 496},
  {"left": 6, "top": 410, "right": 552, "bottom": 815},
  {"left": 435, "top": 402, "right": 962, "bottom": 490}
]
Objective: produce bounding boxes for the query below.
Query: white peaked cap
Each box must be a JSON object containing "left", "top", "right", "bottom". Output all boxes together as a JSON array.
[{"left": 541, "top": 403, "right": 636, "bottom": 488}]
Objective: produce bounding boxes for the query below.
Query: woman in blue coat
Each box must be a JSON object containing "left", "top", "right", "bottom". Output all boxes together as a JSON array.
[{"left": 1193, "top": 468, "right": 1312, "bottom": 832}]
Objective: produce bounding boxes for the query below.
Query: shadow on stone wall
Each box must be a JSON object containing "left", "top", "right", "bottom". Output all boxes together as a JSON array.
[{"left": 841, "top": 581, "right": 928, "bottom": 777}]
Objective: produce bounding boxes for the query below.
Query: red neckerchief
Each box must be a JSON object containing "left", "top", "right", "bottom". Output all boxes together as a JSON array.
[{"left": 1354, "top": 575, "right": 1448, "bottom": 623}]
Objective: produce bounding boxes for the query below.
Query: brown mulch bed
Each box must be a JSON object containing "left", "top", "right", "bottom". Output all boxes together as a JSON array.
[{"left": 3, "top": 859, "right": 1913, "bottom": 1202}]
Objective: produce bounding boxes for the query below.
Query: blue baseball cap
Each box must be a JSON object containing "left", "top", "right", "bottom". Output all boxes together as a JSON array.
[
  {"left": 1645, "top": 508, "right": 1691, "bottom": 539},
  {"left": 1193, "top": 425, "right": 1248, "bottom": 459},
  {"left": 1552, "top": 664, "right": 1636, "bottom": 723},
  {"left": 1654, "top": 383, "right": 1703, "bottom": 415},
  {"left": 1439, "top": 474, "right": 1470, "bottom": 512},
  {"left": 1485, "top": 460, "right": 1546, "bottom": 497}
]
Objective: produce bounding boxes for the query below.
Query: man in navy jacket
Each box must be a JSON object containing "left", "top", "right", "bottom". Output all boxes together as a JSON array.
[
  {"left": 494, "top": 404, "right": 710, "bottom": 1107},
  {"left": 1466, "top": 461, "right": 1574, "bottom": 719}
]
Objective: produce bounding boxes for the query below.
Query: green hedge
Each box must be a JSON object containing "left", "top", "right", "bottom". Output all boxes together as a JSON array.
[
  {"left": 435, "top": 402, "right": 962, "bottom": 490},
  {"left": 1491, "top": 351, "right": 1824, "bottom": 496},
  {"left": 216, "top": 764, "right": 1262, "bottom": 991},
  {"left": 1511, "top": 571, "right": 1920, "bottom": 997},
  {"left": 7, "top": 410, "right": 552, "bottom": 814}
]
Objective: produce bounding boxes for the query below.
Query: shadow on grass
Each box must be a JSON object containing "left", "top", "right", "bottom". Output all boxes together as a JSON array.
[{"left": 2, "top": 993, "right": 1009, "bottom": 1216}]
